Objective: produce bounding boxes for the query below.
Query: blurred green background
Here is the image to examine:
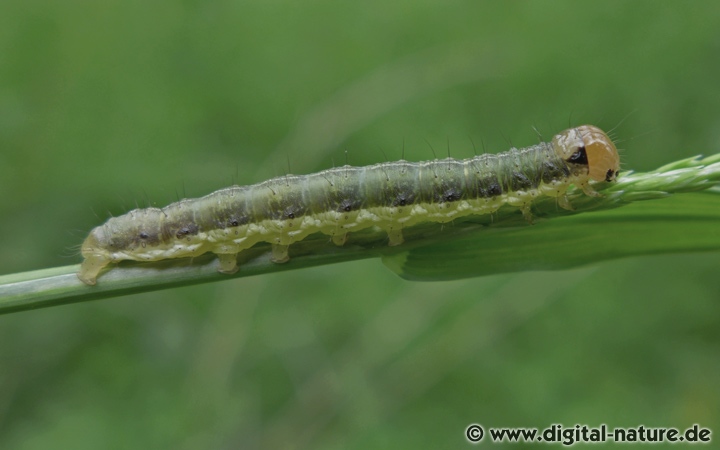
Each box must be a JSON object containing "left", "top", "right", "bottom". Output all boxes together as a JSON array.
[{"left": 1, "top": 1, "right": 720, "bottom": 448}]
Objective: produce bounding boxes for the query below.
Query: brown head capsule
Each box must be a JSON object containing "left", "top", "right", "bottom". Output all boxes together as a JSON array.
[{"left": 552, "top": 125, "right": 620, "bottom": 182}]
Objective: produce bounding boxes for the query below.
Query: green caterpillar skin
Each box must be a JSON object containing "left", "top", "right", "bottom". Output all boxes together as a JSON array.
[{"left": 78, "top": 125, "right": 620, "bottom": 285}]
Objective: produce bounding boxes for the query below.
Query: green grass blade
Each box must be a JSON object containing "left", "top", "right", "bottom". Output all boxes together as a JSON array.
[
  {"left": 1, "top": 153, "right": 719, "bottom": 315},
  {"left": 383, "top": 192, "right": 720, "bottom": 280}
]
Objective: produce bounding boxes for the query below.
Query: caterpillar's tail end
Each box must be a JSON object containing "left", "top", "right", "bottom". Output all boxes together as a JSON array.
[
  {"left": 78, "top": 227, "right": 111, "bottom": 286},
  {"left": 77, "top": 256, "right": 110, "bottom": 285}
]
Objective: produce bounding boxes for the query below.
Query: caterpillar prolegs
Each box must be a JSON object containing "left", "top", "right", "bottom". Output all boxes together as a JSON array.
[{"left": 78, "top": 125, "right": 620, "bottom": 285}]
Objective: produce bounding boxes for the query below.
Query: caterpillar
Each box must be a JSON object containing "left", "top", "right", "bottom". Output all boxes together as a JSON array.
[{"left": 78, "top": 125, "right": 620, "bottom": 285}]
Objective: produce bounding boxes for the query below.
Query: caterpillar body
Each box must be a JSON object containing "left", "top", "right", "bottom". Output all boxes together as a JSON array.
[{"left": 78, "top": 125, "right": 620, "bottom": 285}]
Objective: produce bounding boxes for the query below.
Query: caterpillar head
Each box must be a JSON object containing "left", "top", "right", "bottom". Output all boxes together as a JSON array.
[{"left": 552, "top": 125, "right": 620, "bottom": 182}]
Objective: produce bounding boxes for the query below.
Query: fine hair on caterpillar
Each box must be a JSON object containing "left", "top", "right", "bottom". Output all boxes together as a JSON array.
[{"left": 77, "top": 125, "right": 620, "bottom": 285}]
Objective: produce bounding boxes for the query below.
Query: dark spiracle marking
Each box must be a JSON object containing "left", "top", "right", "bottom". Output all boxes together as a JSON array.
[
  {"left": 510, "top": 172, "right": 533, "bottom": 191},
  {"left": 338, "top": 198, "right": 361, "bottom": 212},
  {"left": 486, "top": 181, "right": 503, "bottom": 197},
  {"left": 541, "top": 160, "right": 570, "bottom": 183},
  {"left": 284, "top": 205, "right": 305, "bottom": 220},
  {"left": 137, "top": 230, "right": 160, "bottom": 246},
  {"left": 442, "top": 188, "right": 462, "bottom": 203},
  {"left": 227, "top": 214, "right": 249, "bottom": 228},
  {"left": 175, "top": 223, "right": 199, "bottom": 239},
  {"left": 392, "top": 190, "right": 416, "bottom": 207}
]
